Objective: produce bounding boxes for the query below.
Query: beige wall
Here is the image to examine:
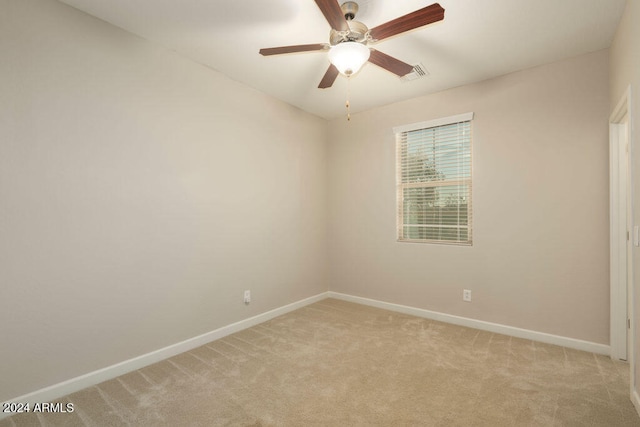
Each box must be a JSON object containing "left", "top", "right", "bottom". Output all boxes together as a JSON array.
[
  {"left": 327, "top": 49, "right": 611, "bottom": 344},
  {"left": 610, "top": 0, "right": 640, "bottom": 406},
  {"left": 0, "top": 0, "right": 327, "bottom": 401}
]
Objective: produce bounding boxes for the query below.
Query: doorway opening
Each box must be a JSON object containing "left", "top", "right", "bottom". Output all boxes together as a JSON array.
[{"left": 609, "top": 85, "right": 633, "bottom": 397}]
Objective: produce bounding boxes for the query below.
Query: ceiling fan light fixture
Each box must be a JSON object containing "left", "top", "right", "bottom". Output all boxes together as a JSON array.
[{"left": 328, "top": 41, "right": 370, "bottom": 76}]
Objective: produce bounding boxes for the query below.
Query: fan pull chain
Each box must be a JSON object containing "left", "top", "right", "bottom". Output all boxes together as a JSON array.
[{"left": 346, "top": 75, "right": 351, "bottom": 121}]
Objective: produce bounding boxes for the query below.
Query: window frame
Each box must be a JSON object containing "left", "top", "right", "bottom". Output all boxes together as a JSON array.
[{"left": 394, "top": 112, "right": 474, "bottom": 245}]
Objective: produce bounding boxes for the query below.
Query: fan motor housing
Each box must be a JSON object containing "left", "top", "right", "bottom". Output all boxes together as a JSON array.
[
  {"left": 329, "top": 1, "right": 369, "bottom": 45},
  {"left": 330, "top": 20, "right": 369, "bottom": 45}
]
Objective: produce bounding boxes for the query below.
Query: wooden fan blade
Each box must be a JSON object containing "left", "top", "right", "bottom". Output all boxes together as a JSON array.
[
  {"left": 369, "top": 3, "right": 444, "bottom": 41},
  {"left": 314, "top": 0, "right": 349, "bottom": 31},
  {"left": 259, "top": 43, "right": 329, "bottom": 56},
  {"left": 368, "top": 49, "right": 414, "bottom": 77},
  {"left": 318, "top": 64, "right": 340, "bottom": 89}
]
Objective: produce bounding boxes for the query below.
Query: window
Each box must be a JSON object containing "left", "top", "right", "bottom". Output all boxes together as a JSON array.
[{"left": 394, "top": 113, "right": 473, "bottom": 245}]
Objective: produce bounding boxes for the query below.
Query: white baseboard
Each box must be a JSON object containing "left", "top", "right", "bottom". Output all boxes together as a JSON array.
[
  {"left": 633, "top": 388, "right": 640, "bottom": 417},
  {"left": 2, "top": 290, "right": 614, "bottom": 421},
  {"left": 0, "top": 292, "right": 329, "bottom": 419},
  {"left": 328, "top": 292, "right": 611, "bottom": 356}
]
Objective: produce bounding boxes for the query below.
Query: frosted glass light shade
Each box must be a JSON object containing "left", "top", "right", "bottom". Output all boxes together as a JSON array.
[{"left": 328, "top": 42, "right": 370, "bottom": 76}]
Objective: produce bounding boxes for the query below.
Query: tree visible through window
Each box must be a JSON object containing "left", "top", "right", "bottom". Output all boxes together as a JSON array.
[{"left": 395, "top": 113, "right": 473, "bottom": 245}]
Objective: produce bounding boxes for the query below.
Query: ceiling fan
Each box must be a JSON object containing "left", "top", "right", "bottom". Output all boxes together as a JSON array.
[{"left": 259, "top": 1, "right": 445, "bottom": 89}]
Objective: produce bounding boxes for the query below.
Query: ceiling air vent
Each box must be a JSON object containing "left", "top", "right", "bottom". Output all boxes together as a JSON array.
[{"left": 401, "top": 63, "right": 429, "bottom": 82}]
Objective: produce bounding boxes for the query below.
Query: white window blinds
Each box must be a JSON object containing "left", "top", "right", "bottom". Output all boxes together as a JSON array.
[{"left": 394, "top": 113, "right": 473, "bottom": 245}]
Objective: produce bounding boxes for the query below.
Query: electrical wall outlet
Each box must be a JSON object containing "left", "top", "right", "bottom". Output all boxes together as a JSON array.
[
  {"left": 463, "top": 289, "right": 472, "bottom": 302},
  {"left": 244, "top": 290, "right": 251, "bottom": 304}
]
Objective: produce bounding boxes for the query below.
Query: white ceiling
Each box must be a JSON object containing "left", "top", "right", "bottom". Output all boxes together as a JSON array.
[{"left": 57, "top": 0, "right": 626, "bottom": 120}]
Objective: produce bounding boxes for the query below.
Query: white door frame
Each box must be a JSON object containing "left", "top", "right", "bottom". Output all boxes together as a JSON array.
[{"left": 610, "top": 86, "right": 632, "bottom": 363}]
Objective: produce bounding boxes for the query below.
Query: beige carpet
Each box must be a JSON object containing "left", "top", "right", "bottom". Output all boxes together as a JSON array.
[{"left": 2, "top": 298, "right": 639, "bottom": 426}]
